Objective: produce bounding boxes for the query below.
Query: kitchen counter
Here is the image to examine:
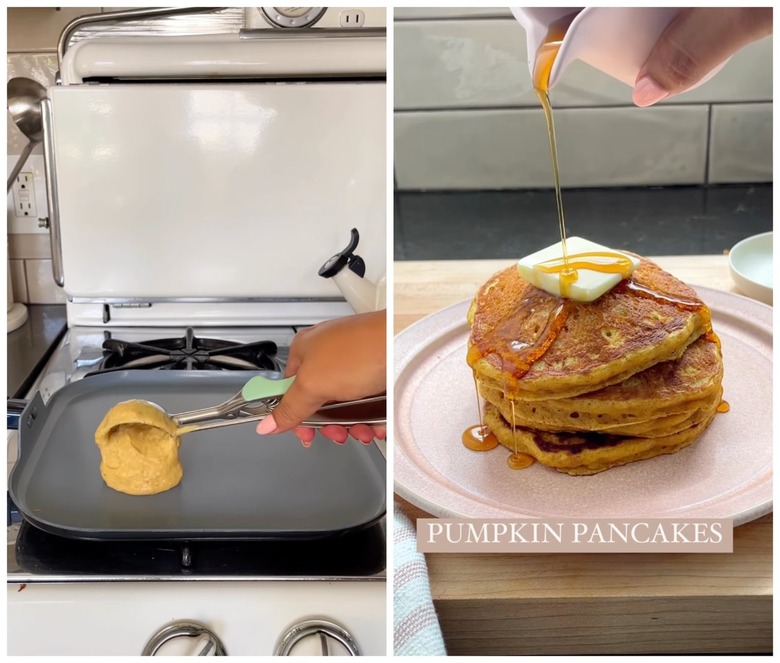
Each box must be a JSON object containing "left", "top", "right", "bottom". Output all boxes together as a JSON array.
[
  {"left": 394, "top": 255, "right": 772, "bottom": 656},
  {"left": 7, "top": 305, "right": 67, "bottom": 399}
]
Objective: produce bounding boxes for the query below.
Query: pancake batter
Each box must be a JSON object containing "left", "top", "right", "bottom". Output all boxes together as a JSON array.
[{"left": 95, "top": 399, "right": 183, "bottom": 495}]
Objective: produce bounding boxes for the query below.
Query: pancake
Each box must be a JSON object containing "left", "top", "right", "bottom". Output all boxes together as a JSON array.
[
  {"left": 95, "top": 400, "right": 183, "bottom": 495},
  {"left": 466, "top": 254, "right": 724, "bottom": 475},
  {"left": 480, "top": 336, "right": 723, "bottom": 435},
  {"left": 467, "top": 256, "right": 711, "bottom": 401},
  {"left": 484, "top": 393, "right": 720, "bottom": 476}
]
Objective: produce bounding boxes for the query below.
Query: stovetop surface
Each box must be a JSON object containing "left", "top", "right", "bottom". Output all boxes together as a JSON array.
[{"left": 8, "top": 324, "right": 386, "bottom": 583}]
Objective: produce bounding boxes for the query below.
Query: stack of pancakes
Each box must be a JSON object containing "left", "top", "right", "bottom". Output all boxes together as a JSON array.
[{"left": 467, "top": 256, "right": 723, "bottom": 475}]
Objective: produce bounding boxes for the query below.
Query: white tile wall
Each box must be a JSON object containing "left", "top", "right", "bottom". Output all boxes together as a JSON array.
[
  {"left": 395, "top": 21, "right": 773, "bottom": 110},
  {"left": 395, "top": 8, "right": 510, "bottom": 20},
  {"left": 9, "top": 259, "right": 28, "bottom": 303},
  {"left": 709, "top": 104, "right": 773, "bottom": 184},
  {"left": 8, "top": 234, "right": 51, "bottom": 260},
  {"left": 396, "top": 105, "right": 709, "bottom": 190},
  {"left": 24, "top": 260, "right": 66, "bottom": 304},
  {"left": 394, "top": 15, "right": 773, "bottom": 190}
]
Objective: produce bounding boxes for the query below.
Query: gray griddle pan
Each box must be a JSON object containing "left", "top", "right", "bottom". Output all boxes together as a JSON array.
[{"left": 9, "top": 371, "right": 386, "bottom": 541}]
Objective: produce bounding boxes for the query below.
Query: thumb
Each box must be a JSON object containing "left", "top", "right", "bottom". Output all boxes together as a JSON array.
[
  {"left": 256, "top": 379, "right": 324, "bottom": 435},
  {"left": 634, "top": 8, "right": 768, "bottom": 107}
]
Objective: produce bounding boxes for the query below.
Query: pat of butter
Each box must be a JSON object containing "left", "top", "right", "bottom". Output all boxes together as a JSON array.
[{"left": 517, "top": 236, "right": 639, "bottom": 302}]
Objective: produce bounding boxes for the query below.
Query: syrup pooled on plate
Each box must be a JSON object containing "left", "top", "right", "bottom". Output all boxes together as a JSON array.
[
  {"left": 463, "top": 373, "right": 499, "bottom": 452},
  {"left": 508, "top": 452, "right": 536, "bottom": 470},
  {"left": 461, "top": 425, "right": 499, "bottom": 452}
]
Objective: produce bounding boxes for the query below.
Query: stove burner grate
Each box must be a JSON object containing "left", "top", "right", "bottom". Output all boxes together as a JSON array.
[{"left": 90, "top": 328, "right": 281, "bottom": 374}]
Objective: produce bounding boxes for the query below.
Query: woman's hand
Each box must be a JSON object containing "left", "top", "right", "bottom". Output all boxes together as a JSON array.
[
  {"left": 633, "top": 8, "right": 772, "bottom": 107},
  {"left": 256, "top": 310, "right": 386, "bottom": 446}
]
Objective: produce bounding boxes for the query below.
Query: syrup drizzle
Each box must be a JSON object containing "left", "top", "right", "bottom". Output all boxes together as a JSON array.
[
  {"left": 467, "top": 298, "right": 574, "bottom": 382},
  {"left": 462, "top": 374, "right": 499, "bottom": 452},
  {"left": 507, "top": 399, "right": 536, "bottom": 470},
  {"left": 533, "top": 15, "right": 641, "bottom": 299},
  {"left": 465, "top": 11, "right": 726, "bottom": 458},
  {"left": 534, "top": 251, "right": 636, "bottom": 298},
  {"left": 533, "top": 13, "right": 576, "bottom": 280}
]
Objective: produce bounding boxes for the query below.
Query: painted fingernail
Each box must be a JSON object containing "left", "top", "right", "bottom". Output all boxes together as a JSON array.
[
  {"left": 256, "top": 415, "right": 278, "bottom": 435},
  {"left": 632, "top": 75, "right": 669, "bottom": 107},
  {"left": 299, "top": 437, "right": 312, "bottom": 448}
]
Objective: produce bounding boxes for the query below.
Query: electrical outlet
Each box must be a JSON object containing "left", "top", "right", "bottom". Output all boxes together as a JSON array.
[
  {"left": 11, "top": 172, "right": 37, "bottom": 218},
  {"left": 339, "top": 10, "right": 365, "bottom": 27}
]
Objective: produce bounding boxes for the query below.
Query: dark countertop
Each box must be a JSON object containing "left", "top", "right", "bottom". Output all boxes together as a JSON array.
[
  {"left": 394, "top": 184, "right": 772, "bottom": 260},
  {"left": 7, "top": 305, "right": 68, "bottom": 400}
]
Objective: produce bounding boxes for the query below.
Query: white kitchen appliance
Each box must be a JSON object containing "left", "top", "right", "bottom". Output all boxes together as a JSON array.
[{"left": 7, "top": 7, "right": 387, "bottom": 656}]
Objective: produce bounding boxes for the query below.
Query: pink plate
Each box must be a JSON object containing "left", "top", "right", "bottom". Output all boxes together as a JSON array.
[{"left": 394, "top": 286, "right": 772, "bottom": 526}]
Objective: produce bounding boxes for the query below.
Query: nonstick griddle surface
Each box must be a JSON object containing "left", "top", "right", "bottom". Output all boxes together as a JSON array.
[{"left": 9, "top": 371, "right": 386, "bottom": 541}]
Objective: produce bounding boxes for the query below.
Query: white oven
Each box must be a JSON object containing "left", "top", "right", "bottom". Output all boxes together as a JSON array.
[{"left": 7, "top": 7, "right": 387, "bottom": 656}]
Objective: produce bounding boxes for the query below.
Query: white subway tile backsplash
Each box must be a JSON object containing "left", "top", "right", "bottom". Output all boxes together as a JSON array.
[
  {"left": 708, "top": 103, "right": 773, "bottom": 184},
  {"left": 395, "top": 20, "right": 632, "bottom": 110},
  {"left": 395, "top": 20, "right": 773, "bottom": 110},
  {"left": 395, "top": 8, "right": 510, "bottom": 20},
  {"left": 675, "top": 37, "right": 772, "bottom": 105},
  {"left": 394, "top": 14, "right": 771, "bottom": 189},
  {"left": 8, "top": 8, "right": 99, "bottom": 53},
  {"left": 24, "top": 259, "right": 66, "bottom": 304},
  {"left": 395, "top": 105, "right": 708, "bottom": 190},
  {"left": 9, "top": 260, "right": 29, "bottom": 303},
  {"left": 8, "top": 234, "right": 52, "bottom": 260}
]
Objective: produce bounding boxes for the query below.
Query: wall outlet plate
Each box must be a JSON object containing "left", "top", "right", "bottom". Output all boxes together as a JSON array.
[
  {"left": 6, "top": 154, "right": 49, "bottom": 235},
  {"left": 244, "top": 7, "right": 386, "bottom": 29},
  {"left": 11, "top": 172, "right": 37, "bottom": 219}
]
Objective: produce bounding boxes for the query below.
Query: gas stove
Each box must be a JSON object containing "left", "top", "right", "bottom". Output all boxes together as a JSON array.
[
  {"left": 29, "top": 325, "right": 296, "bottom": 400},
  {"left": 8, "top": 324, "right": 386, "bottom": 655}
]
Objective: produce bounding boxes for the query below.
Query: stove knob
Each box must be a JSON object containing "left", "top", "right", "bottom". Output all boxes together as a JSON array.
[
  {"left": 274, "top": 619, "right": 360, "bottom": 656},
  {"left": 142, "top": 621, "right": 227, "bottom": 656}
]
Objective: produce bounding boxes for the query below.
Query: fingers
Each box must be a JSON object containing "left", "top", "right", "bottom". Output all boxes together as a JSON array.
[
  {"left": 347, "top": 424, "right": 377, "bottom": 445},
  {"left": 266, "top": 422, "right": 383, "bottom": 446},
  {"left": 634, "top": 8, "right": 772, "bottom": 107},
  {"left": 312, "top": 425, "right": 382, "bottom": 445},
  {"left": 293, "top": 427, "right": 316, "bottom": 448},
  {"left": 321, "top": 425, "right": 349, "bottom": 444},
  {"left": 255, "top": 379, "right": 324, "bottom": 435}
]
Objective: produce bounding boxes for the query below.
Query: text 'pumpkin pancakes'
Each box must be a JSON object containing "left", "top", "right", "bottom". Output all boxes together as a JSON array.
[{"left": 466, "top": 253, "right": 724, "bottom": 476}]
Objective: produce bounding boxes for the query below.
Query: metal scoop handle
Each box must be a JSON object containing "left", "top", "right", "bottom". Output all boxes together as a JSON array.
[
  {"left": 172, "top": 375, "right": 296, "bottom": 426},
  {"left": 178, "top": 395, "right": 386, "bottom": 436}
]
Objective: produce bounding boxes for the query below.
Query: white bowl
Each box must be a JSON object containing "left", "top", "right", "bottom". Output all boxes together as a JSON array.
[{"left": 728, "top": 232, "right": 773, "bottom": 305}]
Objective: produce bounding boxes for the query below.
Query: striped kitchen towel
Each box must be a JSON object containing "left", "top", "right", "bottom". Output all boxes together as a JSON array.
[{"left": 393, "top": 504, "right": 447, "bottom": 656}]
